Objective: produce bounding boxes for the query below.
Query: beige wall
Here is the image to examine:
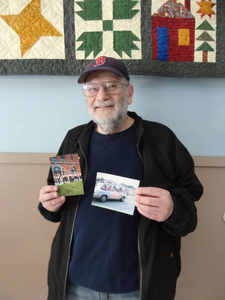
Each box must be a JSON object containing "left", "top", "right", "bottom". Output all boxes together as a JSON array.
[
  {"left": 0, "top": 153, "right": 225, "bottom": 300},
  {"left": 0, "top": 153, "right": 57, "bottom": 300},
  {"left": 176, "top": 157, "right": 225, "bottom": 300}
]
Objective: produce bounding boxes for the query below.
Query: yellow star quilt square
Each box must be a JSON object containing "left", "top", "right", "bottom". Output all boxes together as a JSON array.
[{"left": 0, "top": 0, "right": 65, "bottom": 59}]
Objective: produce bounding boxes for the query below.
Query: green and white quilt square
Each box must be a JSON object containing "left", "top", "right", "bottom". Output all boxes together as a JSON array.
[{"left": 75, "top": 0, "right": 142, "bottom": 59}]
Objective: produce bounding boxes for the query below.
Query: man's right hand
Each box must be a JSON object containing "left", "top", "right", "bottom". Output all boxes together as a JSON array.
[{"left": 39, "top": 185, "right": 66, "bottom": 212}]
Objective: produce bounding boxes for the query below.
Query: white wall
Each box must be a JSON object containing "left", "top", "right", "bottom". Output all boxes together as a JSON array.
[{"left": 1, "top": 75, "right": 224, "bottom": 156}]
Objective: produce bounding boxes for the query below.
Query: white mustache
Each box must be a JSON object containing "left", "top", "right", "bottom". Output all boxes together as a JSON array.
[{"left": 94, "top": 101, "right": 115, "bottom": 108}]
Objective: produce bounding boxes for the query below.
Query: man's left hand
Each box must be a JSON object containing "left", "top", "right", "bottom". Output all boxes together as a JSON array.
[{"left": 135, "top": 187, "right": 174, "bottom": 222}]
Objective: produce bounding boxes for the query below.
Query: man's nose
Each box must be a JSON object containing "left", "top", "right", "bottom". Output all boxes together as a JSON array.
[{"left": 96, "top": 85, "right": 110, "bottom": 100}]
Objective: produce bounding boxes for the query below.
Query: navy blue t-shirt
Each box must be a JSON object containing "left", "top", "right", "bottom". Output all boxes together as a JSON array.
[{"left": 68, "top": 122, "right": 144, "bottom": 293}]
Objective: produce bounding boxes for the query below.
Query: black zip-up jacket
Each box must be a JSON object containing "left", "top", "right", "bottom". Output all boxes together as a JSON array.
[{"left": 38, "top": 112, "right": 203, "bottom": 300}]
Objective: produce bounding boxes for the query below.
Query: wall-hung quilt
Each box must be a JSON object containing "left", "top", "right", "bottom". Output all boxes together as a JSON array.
[{"left": 0, "top": 0, "right": 224, "bottom": 77}]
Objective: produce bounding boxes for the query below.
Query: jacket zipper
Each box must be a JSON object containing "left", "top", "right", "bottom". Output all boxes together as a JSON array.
[
  {"left": 136, "top": 143, "right": 143, "bottom": 299},
  {"left": 138, "top": 223, "right": 143, "bottom": 300},
  {"left": 63, "top": 197, "right": 80, "bottom": 300},
  {"left": 63, "top": 141, "right": 88, "bottom": 300}
]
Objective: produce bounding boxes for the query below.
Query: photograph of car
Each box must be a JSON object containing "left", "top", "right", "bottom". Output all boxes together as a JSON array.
[
  {"left": 92, "top": 172, "right": 140, "bottom": 215},
  {"left": 93, "top": 182, "right": 126, "bottom": 202}
]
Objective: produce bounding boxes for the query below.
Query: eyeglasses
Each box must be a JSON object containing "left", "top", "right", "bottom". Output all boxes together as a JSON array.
[{"left": 82, "top": 81, "right": 129, "bottom": 97}]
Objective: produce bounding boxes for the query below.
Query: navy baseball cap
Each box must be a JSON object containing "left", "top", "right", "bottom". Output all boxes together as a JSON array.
[{"left": 78, "top": 56, "right": 130, "bottom": 83}]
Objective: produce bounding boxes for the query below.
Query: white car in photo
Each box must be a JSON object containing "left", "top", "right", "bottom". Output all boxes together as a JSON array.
[{"left": 93, "top": 182, "right": 126, "bottom": 202}]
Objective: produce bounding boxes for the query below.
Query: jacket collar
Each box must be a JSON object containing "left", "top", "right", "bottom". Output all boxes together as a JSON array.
[
  {"left": 78, "top": 111, "right": 144, "bottom": 143},
  {"left": 127, "top": 111, "right": 144, "bottom": 144}
]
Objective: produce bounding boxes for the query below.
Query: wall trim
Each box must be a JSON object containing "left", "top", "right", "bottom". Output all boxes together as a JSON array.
[
  {"left": 193, "top": 156, "right": 225, "bottom": 168},
  {"left": 0, "top": 153, "right": 55, "bottom": 165},
  {"left": 0, "top": 153, "right": 225, "bottom": 168}
]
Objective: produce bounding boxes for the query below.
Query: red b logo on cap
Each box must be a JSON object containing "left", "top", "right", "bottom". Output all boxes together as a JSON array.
[{"left": 94, "top": 56, "right": 106, "bottom": 67}]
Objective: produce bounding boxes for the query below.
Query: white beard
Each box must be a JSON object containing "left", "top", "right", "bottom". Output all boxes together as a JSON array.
[{"left": 87, "top": 93, "right": 129, "bottom": 134}]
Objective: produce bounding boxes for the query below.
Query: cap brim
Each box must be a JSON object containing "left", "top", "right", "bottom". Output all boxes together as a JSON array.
[{"left": 78, "top": 67, "right": 126, "bottom": 83}]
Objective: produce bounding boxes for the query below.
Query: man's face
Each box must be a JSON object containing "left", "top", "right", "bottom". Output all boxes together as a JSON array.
[{"left": 84, "top": 71, "right": 133, "bottom": 134}]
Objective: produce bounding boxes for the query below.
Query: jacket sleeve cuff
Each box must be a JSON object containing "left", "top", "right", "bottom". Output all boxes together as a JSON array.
[
  {"left": 38, "top": 202, "right": 62, "bottom": 223},
  {"left": 163, "top": 195, "right": 183, "bottom": 227}
]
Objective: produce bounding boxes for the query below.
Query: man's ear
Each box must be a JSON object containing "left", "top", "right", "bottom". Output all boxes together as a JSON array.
[{"left": 127, "top": 84, "right": 134, "bottom": 105}]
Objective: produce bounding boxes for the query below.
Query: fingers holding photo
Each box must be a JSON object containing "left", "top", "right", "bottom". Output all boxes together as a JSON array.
[
  {"left": 39, "top": 185, "right": 65, "bottom": 212},
  {"left": 135, "top": 187, "right": 174, "bottom": 222}
]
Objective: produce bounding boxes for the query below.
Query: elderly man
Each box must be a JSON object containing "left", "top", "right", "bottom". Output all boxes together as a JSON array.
[{"left": 39, "top": 56, "right": 203, "bottom": 300}]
